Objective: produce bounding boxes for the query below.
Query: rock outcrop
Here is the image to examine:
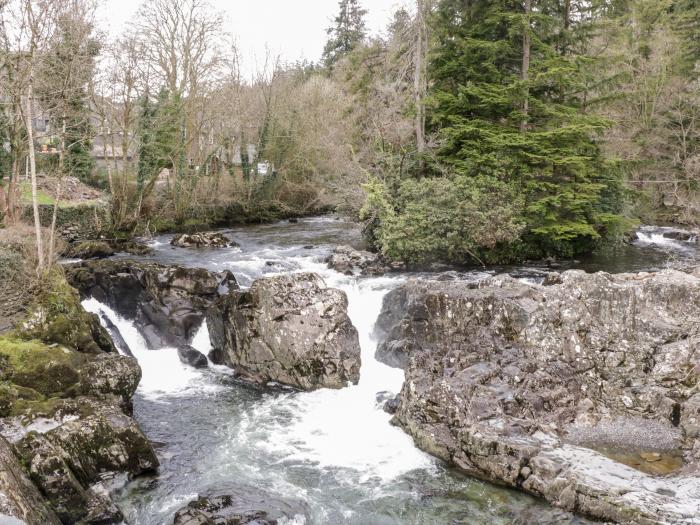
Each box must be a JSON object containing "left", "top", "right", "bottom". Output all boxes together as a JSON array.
[
  {"left": 172, "top": 488, "right": 309, "bottom": 525},
  {"left": 1, "top": 269, "right": 157, "bottom": 525},
  {"left": 207, "top": 273, "right": 361, "bottom": 390},
  {"left": 67, "top": 260, "right": 238, "bottom": 349},
  {"left": 0, "top": 435, "right": 61, "bottom": 525},
  {"left": 15, "top": 398, "right": 157, "bottom": 524},
  {"left": 171, "top": 231, "right": 239, "bottom": 249},
  {"left": 381, "top": 269, "right": 700, "bottom": 524}
]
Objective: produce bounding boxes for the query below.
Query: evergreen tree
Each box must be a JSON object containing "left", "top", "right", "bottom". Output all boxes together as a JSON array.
[
  {"left": 426, "top": 0, "right": 630, "bottom": 257},
  {"left": 38, "top": 11, "right": 100, "bottom": 183},
  {"left": 322, "top": 0, "right": 368, "bottom": 69},
  {"left": 673, "top": 0, "right": 700, "bottom": 72}
]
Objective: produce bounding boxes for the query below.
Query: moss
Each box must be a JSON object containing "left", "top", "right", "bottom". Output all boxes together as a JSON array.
[
  {"left": 0, "top": 336, "right": 86, "bottom": 397},
  {"left": 10, "top": 397, "right": 66, "bottom": 419},
  {"left": 0, "top": 382, "right": 16, "bottom": 417},
  {"left": 20, "top": 268, "right": 115, "bottom": 354}
]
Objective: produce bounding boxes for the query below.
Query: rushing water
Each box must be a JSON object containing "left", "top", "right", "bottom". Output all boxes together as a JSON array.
[{"left": 82, "top": 218, "right": 700, "bottom": 525}]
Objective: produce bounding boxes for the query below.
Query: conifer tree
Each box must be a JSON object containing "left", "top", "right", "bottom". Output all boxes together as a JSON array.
[
  {"left": 322, "top": 0, "right": 368, "bottom": 69},
  {"left": 426, "top": 0, "right": 629, "bottom": 257}
]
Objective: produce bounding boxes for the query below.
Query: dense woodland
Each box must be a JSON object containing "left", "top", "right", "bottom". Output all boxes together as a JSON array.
[{"left": 1, "top": 0, "right": 700, "bottom": 267}]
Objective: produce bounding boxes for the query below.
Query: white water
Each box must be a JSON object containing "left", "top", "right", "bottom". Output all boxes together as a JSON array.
[
  {"left": 83, "top": 299, "right": 222, "bottom": 399},
  {"left": 83, "top": 261, "right": 434, "bottom": 490}
]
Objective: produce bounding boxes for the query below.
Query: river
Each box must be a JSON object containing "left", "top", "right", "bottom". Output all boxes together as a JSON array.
[{"left": 82, "top": 217, "right": 700, "bottom": 524}]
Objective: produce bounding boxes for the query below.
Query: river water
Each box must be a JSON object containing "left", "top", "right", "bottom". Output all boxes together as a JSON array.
[{"left": 82, "top": 218, "right": 700, "bottom": 525}]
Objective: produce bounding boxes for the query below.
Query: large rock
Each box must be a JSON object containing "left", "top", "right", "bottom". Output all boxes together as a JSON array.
[
  {"left": 67, "top": 260, "right": 238, "bottom": 349},
  {"left": 177, "top": 345, "right": 208, "bottom": 369},
  {"left": 326, "top": 245, "right": 396, "bottom": 276},
  {"left": 172, "top": 488, "right": 309, "bottom": 525},
  {"left": 207, "top": 273, "right": 361, "bottom": 390},
  {"left": 171, "top": 232, "right": 239, "bottom": 249},
  {"left": 15, "top": 398, "right": 157, "bottom": 525},
  {"left": 0, "top": 435, "right": 61, "bottom": 525},
  {"left": 383, "top": 269, "right": 700, "bottom": 524}
]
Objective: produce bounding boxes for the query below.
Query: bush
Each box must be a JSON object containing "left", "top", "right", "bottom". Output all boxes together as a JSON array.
[{"left": 362, "top": 175, "right": 527, "bottom": 265}]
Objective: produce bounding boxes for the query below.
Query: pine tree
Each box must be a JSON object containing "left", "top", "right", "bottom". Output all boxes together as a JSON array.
[
  {"left": 322, "top": 0, "right": 368, "bottom": 69},
  {"left": 426, "top": 0, "right": 630, "bottom": 257}
]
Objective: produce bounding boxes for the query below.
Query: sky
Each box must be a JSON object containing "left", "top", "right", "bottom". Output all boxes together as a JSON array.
[{"left": 97, "top": 0, "right": 408, "bottom": 78}]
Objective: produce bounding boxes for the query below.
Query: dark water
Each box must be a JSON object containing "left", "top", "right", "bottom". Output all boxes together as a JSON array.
[{"left": 90, "top": 218, "right": 699, "bottom": 525}]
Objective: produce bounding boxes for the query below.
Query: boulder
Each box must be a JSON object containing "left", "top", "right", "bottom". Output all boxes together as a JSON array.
[
  {"left": 67, "top": 260, "right": 238, "bottom": 349},
  {"left": 385, "top": 269, "right": 700, "bottom": 524},
  {"left": 172, "top": 488, "right": 309, "bottom": 525},
  {"left": 326, "top": 245, "right": 396, "bottom": 276},
  {"left": 63, "top": 241, "right": 115, "bottom": 260},
  {"left": 207, "top": 273, "right": 361, "bottom": 390},
  {"left": 15, "top": 398, "right": 157, "bottom": 524},
  {"left": 171, "top": 232, "right": 239, "bottom": 249},
  {"left": 0, "top": 337, "right": 140, "bottom": 414},
  {"left": 177, "top": 345, "right": 208, "bottom": 369},
  {"left": 0, "top": 435, "right": 61, "bottom": 525}
]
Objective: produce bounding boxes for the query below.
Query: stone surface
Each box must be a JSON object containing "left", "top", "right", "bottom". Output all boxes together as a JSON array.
[
  {"left": 171, "top": 232, "right": 240, "bottom": 249},
  {"left": 326, "top": 245, "right": 398, "bottom": 276},
  {"left": 172, "top": 489, "right": 309, "bottom": 525},
  {"left": 0, "top": 435, "right": 61, "bottom": 525},
  {"left": 67, "top": 260, "right": 238, "bottom": 349},
  {"left": 178, "top": 345, "right": 208, "bottom": 369},
  {"left": 63, "top": 241, "right": 115, "bottom": 260},
  {"left": 207, "top": 273, "right": 361, "bottom": 390},
  {"left": 15, "top": 398, "right": 157, "bottom": 524},
  {"left": 382, "top": 269, "right": 700, "bottom": 524}
]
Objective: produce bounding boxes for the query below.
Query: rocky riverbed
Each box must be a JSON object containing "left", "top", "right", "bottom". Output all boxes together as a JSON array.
[{"left": 3, "top": 218, "right": 700, "bottom": 524}]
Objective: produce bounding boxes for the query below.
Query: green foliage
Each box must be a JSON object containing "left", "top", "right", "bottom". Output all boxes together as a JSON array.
[
  {"left": 367, "top": 0, "right": 632, "bottom": 265},
  {"left": 363, "top": 176, "right": 527, "bottom": 265},
  {"left": 322, "top": 0, "right": 368, "bottom": 69}
]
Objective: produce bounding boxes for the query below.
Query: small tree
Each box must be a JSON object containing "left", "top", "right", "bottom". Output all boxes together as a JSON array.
[{"left": 322, "top": 0, "right": 368, "bottom": 69}]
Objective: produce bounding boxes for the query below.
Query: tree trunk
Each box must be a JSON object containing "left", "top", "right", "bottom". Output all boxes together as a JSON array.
[
  {"left": 414, "top": 0, "right": 427, "bottom": 169},
  {"left": 521, "top": 0, "right": 532, "bottom": 133},
  {"left": 49, "top": 118, "right": 67, "bottom": 264},
  {"left": 25, "top": 72, "right": 44, "bottom": 270}
]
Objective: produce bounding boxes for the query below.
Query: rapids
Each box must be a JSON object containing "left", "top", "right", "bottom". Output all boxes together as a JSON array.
[{"left": 82, "top": 218, "right": 699, "bottom": 524}]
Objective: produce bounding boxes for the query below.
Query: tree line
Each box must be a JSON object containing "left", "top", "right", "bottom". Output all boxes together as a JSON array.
[{"left": 1, "top": 0, "right": 699, "bottom": 269}]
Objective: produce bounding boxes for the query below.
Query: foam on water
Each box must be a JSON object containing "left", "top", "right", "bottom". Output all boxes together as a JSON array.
[
  {"left": 234, "top": 275, "right": 434, "bottom": 482},
  {"left": 82, "top": 298, "right": 221, "bottom": 399}
]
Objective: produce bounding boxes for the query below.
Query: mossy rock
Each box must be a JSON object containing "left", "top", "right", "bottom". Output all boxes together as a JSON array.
[
  {"left": 0, "top": 382, "right": 17, "bottom": 417},
  {"left": 0, "top": 337, "right": 86, "bottom": 398},
  {"left": 20, "top": 268, "right": 116, "bottom": 354}
]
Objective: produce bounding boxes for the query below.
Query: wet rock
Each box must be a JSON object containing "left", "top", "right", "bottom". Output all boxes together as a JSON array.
[
  {"left": 662, "top": 229, "right": 698, "bottom": 242},
  {"left": 172, "top": 488, "right": 309, "bottom": 525},
  {"left": 15, "top": 398, "right": 157, "bottom": 524},
  {"left": 326, "top": 245, "right": 395, "bottom": 276},
  {"left": 63, "top": 241, "right": 115, "bottom": 260},
  {"left": 0, "top": 435, "right": 61, "bottom": 525},
  {"left": 99, "top": 312, "right": 134, "bottom": 357},
  {"left": 171, "top": 232, "right": 239, "bottom": 249},
  {"left": 386, "top": 269, "right": 700, "bottom": 524},
  {"left": 376, "top": 392, "right": 399, "bottom": 415},
  {"left": 178, "top": 345, "right": 208, "bottom": 369},
  {"left": 207, "top": 273, "right": 361, "bottom": 390},
  {"left": 67, "top": 260, "right": 238, "bottom": 349}
]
